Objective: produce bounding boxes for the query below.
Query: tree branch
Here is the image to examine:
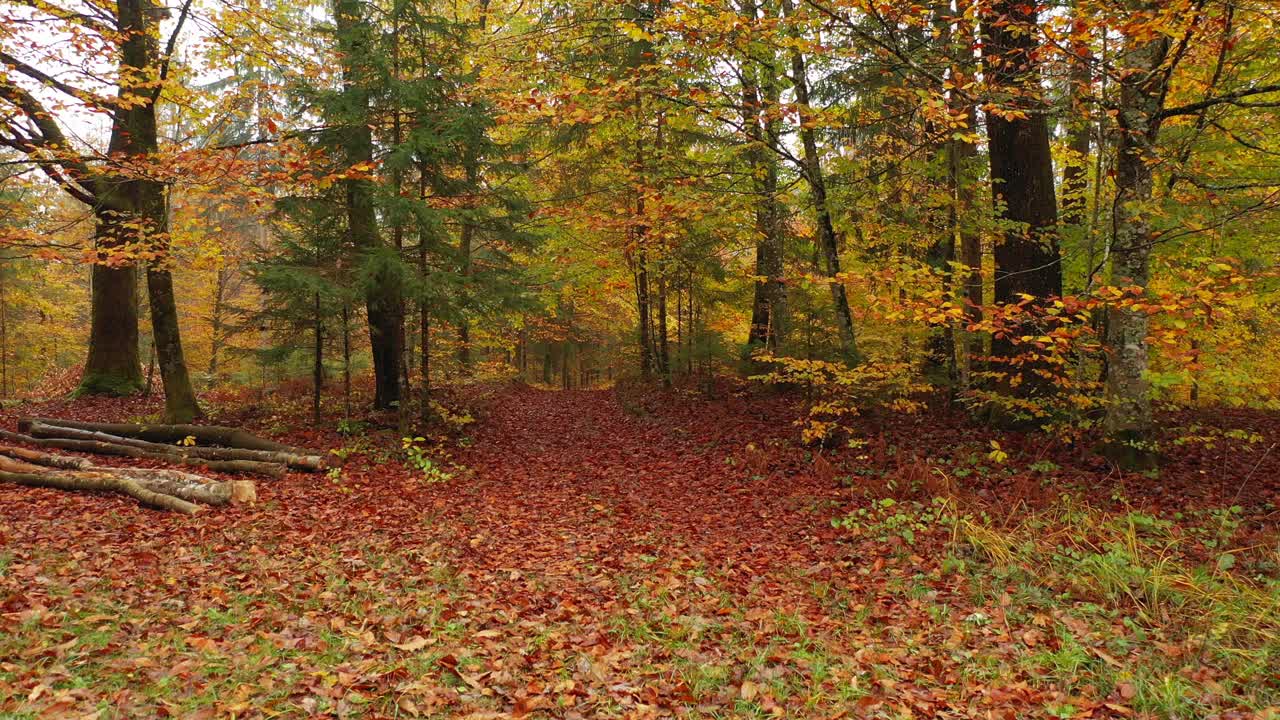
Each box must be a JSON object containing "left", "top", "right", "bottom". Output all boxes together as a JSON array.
[
  {"left": 0, "top": 79, "right": 100, "bottom": 202},
  {"left": 1158, "top": 83, "right": 1280, "bottom": 118},
  {"left": 154, "top": 0, "right": 196, "bottom": 101},
  {"left": 0, "top": 51, "right": 118, "bottom": 109}
]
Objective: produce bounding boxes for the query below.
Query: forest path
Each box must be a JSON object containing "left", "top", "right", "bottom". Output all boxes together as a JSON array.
[{"left": 439, "top": 385, "right": 843, "bottom": 588}]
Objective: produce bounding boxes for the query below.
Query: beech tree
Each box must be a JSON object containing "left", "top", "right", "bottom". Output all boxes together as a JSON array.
[{"left": 0, "top": 0, "right": 201, "bottom": 421}]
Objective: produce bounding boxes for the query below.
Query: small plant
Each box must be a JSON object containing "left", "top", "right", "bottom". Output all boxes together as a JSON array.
[
  {"left": 429, "top": 401, "right": 475, "bottom": 434},
  {"left": 832, "top": 496, "right": 955, "bottom": 545},
  {"left": 750, "top": 355, "right": 929, "bottom": 445},
  {"left": 402, "top": 436, "right": 454, "bottom": 483},
  {"left": 336, "top": 418, "right": 367, "bottom": 436}
]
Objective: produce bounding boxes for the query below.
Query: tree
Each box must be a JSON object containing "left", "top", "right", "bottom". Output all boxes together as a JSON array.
[
  {"left": 981, "top": 0, "right": 1063, "bottom": 394},
  {"left": 739, "top": 0, "right": 788, "bottom": 355},
  {"left": 0, "top": 0, "right": 202, "bottom": 420},
  {"left": 780, "top": 0, "right": 858, "bottom": 363},
  {"left": 332, "top": 0, "right": 404, "bottom": 411}
]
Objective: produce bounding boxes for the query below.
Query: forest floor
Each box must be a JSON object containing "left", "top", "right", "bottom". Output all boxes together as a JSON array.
[{"left": 1, "top": 381, "right": 1278, "bottom": 719}]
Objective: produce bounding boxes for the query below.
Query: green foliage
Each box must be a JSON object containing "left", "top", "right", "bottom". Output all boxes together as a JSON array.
[
  {"left": 751, "top": 355, "right": 928, "bottom": 445},
  {"left": 831, "top": 496, "right": 954, "bottom": 546},
  {"left": 401, "top": 436, "right": 454, "bottom": 483}
]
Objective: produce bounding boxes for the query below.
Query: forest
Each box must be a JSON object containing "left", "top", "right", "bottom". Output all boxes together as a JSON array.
[{"left": 1, "top": 0, "right": 1279, "bottom": 717}]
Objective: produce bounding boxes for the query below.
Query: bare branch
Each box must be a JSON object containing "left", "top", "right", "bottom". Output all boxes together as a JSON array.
[
  {"left": 0, "top": 51, "right": 119, "bottom": 110},
  {"left": 1158, "top": 83, "right": 1280, "bottom": 119}
]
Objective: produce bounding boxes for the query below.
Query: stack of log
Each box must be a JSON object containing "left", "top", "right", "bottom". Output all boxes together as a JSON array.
[{"left": 0, "top": 418, "right": 324, "bottom": 514}]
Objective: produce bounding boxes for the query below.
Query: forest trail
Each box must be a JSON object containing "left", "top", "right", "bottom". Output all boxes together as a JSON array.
[{"left": 441, "top": 386, "right": 843, "bottom": 587}]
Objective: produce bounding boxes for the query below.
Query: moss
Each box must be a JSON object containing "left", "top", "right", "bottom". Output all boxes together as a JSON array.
[{"left": 75, "top": 370, "right": 144, "bottom": 397}]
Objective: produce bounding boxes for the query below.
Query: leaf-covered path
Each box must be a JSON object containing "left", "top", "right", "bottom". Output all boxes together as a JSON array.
[
  {"left": 2, "top": 386, "right": 1273, "bottom": 718},
  {"left": 440, "top": 386, "right": 839, "bottom": 585}
]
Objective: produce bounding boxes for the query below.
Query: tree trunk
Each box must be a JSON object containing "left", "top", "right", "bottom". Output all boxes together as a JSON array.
[
  {"left": 335, "top": 0, "right": 402, "bottom": 411},
  {"left": 952, "top": 103, "right": 984, "bottom": 378},
  {"left": 782, "top": 0, "right": 857, "bottom": 363},
  {"left": 128, "top": 0, "right": 201, "bottom": 420},
  {"left": 1101, "top": 16, "right": 1169, "bottom": 467},
  {"left": 313, "top": 292, "right": 323, "bottom": 425},
  {"left": 342, "top": 303, "right": 352, "bottom": 419},
  {"left": 20, "top": 421, "right": 315, "bottom": 470},
  {"left": 982, "top": 0, "right": 1062, "bottom": 392},
  {"left": 635, "top": 250, "right": 654, "bottom": 378},
  {"left": 147, "top": 261, "right": 201, "bottom": 422},
  {"left": 208, "top": 267, "right": 228, "bottom": 379},
  {"left": 0, "top": 469, "right": 202, "bottom": 514},
  {"left": 657, "top": 266, "right": 671, "bottom": 387},
  {"left": 1061, "top": 11, "right": 1093, "bottom": 227},
  {"left": 0, "top": 449, "right": 255, "bottom": 513},
  {"left": 457, "top": 170, "right": 475, "bottom": 374},
  {"left": 741, "top": 0, "right": 787, "bottom": 354},
  {"left": 81, "top": 233, "right": 143, "bottom": 395},
  {"left": 1, "top": 429, "right": 288, "bottom": 477}
]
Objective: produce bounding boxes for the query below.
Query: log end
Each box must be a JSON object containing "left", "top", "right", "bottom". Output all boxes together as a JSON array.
[{"left": 230, "top": 481, "right": 257, "bottom": 504}]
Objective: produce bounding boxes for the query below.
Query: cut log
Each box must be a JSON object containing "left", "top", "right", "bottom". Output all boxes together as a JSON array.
[
  {"left": 0, "top": 470, "right": 202, "bottom": 514},
  {"left": 20, "top": 417, "right": 310, "bottom": 454},
  {"left": 0, "top": 448, "right": 255, "bottom": 511},
  {"left": 24, "top": 421, "right": 321, "bottom": 472},
  {"left": 0, "top": 430, "right": 286, "bottom": 478}
]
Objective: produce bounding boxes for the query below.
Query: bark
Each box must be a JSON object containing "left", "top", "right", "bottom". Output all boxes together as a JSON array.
[
  {"left": 0, "top": 449, "right": 254, "bottom": 513},
  {"left": 81, "top": 242, "right": 143, "bottom": 395},
  {"left": 657, "top": 265, "right": 671, "bottom": 387},
  {"left": 457, "top": 173, "right": 475, "bottom": 374},
  {"left": 208, "top": 267, "right": 228, "bottom": 379},
  {"left": 313, "top": 292, "right": 323, "bottom": 426},
  {"left": 0, "top": 469, "right": 201, "bottom": 514},
  {"left": 0, "top": 447, "right": 255, "bottom": 511},
  {"left": 456, "top": 0, "right": 489, "bottom": 375},
  {"left": 982, "top": 0, "right": 1062, "bottom": 393},
  {"left": 342, "top": 303, "right": 353, "bottom": 419},
  {"left": 79, "top": 0, "right": 158, "bottom": 398},
  {"left": 635, "top": 250, "right": 654, "bottom": 378},
  {"left": 1101, "top": 17, "right": 1169, "bottom": 466},
  {"left": 953, "top": 108, "right": 984, "bottom": 377},
  {"left": 417, "top": 166, "right": 432, "bottom": 421},
  {"left": 23, "top": 422, "right": 317, "bottom": 471},
  {"left": 148, "top": 262, "right": 201, "bottom": 422},
  {"left": 1061, "top": 12, "right": 1093, "bottom": 227},
  {"left": 948, "top": 13, "right": 983, "bottom": 380},
  {"left": 127, "top": 0, "right": 202, "bottom": 421}
]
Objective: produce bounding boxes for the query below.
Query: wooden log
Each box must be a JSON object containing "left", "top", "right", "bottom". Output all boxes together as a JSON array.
[
  {"left": 0, "top": 430, "right": 286, "bottom": 478},
  {"left": 19, "top": 417, "right": 308, "bottom": 454},
  {"left": 0, "top": 450, "right": 255, "bottom": 508},
  {"left": 0, "top": 444, "right": 90, "bottom": 469},
  {"left": 24, "top": 421, "right": 321, "bottom": 472},
  {"left": 0, "top": 470, "right": 202, "bottom": 514}
]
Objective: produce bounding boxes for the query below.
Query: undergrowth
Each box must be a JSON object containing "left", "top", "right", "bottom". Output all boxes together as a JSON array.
[{"left": 834, "top": 491, "right": 1280, "bottom": 715}]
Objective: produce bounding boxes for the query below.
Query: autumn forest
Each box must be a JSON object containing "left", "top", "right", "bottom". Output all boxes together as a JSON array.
[{"left": 1, "top": 0, "right": 1279, "bottom": 717}]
